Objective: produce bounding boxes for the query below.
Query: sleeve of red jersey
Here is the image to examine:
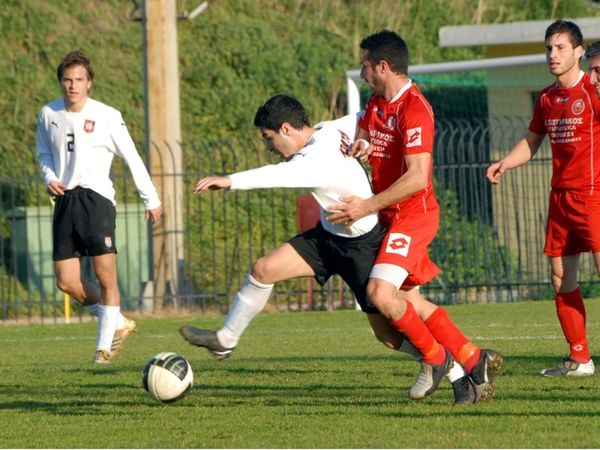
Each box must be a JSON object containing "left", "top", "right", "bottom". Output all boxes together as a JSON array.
[
  {"left": 528, "top": 92, "right": 546, "bottom": 135},
  {"left": 402, "top": 98, "right": 434, "bottom": 155}
]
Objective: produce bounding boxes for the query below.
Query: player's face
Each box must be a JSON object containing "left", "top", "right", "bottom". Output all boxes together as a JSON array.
[
  {"left": 588, "top": 56, "right": 600, "bottom": 97},
  {"left": 545, "top": 33, "right": 583, "bottom": 78},
  {"left": 60, "top": 65, "right": 92, "bottom": 110},
  {"left": 260, "top": 127, "right": 295, "bottom": 159},
  {"left": 360, "top": 50, "right": 384, "bottom": 95}
]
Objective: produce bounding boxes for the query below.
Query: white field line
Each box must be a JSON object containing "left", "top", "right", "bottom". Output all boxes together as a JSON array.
[{"left": 0, "top": 331, "right": 563, "bottom": 344}]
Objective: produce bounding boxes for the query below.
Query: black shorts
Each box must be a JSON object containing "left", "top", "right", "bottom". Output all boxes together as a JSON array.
[
  {"left": 52, "top": 187, "right": 117, "bottom": 260},
  {"left": 288, "top": 221, "right": 386, "bottom": 313}
]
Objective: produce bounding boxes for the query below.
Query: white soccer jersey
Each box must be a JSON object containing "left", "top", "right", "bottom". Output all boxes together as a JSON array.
[
  {"left": 314, "top": 111, "right": 362, "bottom": 139},
  {"left": 228, "top": 119, "right": 377, "bottom": 238},
  {"left": 36, "top": 98, "right": 161, "bottom": 210}
]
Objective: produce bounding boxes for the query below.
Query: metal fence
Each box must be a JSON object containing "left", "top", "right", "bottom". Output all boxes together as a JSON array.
[{"left": 2, "top": 117, "right": 600, "bottom": 322}]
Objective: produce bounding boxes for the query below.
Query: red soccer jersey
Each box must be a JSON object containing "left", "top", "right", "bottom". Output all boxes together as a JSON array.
[
  {"left": 529, "top": 72, "right": 600, "bottom": 194},
  {"left": 359, "top": 82, "right": 437, "bottom": 225}
]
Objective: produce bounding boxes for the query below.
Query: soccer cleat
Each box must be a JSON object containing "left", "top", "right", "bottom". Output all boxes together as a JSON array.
[
  {"left": 179, "top": 326, "right": 235, "bottom": 360},
  {"left": 409, "top": 349, "right": 454, "bottom": 400},
  {"left": 111, "top": 317, "right": 137, "bottom": 357},
  {"left": 541, "top": 358, "right": 595, "bottom": 377},
  {"left": 93, "top": 349, "right": 113, "bottom": 364},
  {"left": 452, "top": 376, "right": 476, "bottom": 405},
  {"left": 470, "top": 349, "right": 503, "bottom": 402}
]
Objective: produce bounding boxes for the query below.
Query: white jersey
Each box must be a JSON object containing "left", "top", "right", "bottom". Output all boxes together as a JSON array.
[
  {"left": 228, "top": 120, "right": 377, "bottom": 238},
  {"left": 314, "top": 111, "right": 362, "bottom": 139},
  {"left": 36, "top": 97, "right": 161, "bottom": 209}
]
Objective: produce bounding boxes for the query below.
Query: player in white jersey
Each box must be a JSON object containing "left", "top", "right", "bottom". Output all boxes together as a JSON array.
[
  {"left": 180, "top": 95, "right": 473, "bottom": 403},
  {"left": 35, "top": 50, "right": 162, "bottom": 364}
]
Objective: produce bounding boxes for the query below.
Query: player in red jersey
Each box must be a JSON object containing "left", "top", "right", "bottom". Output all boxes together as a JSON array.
[
  {"left": 329, "top": 30, "right": 502, "bottom": 402},
  {"left": 488, "top": 20, "right": 600, "bottom": 377},
  {"left": 587, "top": 41, "right": 600, "bottom": 98}
]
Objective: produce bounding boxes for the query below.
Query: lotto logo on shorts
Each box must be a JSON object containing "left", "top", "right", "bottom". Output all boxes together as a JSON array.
[{"left": 385, "top": 233, "right": 411, "bottom": 257}]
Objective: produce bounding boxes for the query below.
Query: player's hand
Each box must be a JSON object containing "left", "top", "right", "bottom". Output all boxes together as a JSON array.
[
  {"left": 486, "top": 161, "right": 507, "bottom": 185},
  {"left": 193, "top": 176, "right": 231, "bottom": 193},
  {"left": 145, "top": 206, "right": 162, "bottom": 223},
  {"left": 47, "top": 181, "right": 67, "bottom": 196},
  {"left": 346, "top": 139, "right": 372, "bottom": 164},
  {"left": 326, "top": 195, "right": 370, "bottom": 227}
]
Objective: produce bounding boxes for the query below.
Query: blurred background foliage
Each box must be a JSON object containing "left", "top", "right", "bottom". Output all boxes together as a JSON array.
[{"left": 2, "top": 0, "right": 599, "bottom": 159}]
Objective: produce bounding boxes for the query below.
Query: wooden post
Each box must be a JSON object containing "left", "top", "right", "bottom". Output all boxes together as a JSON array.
[{"left": 142, "top": 0, "right": 184, "bottom": 308}]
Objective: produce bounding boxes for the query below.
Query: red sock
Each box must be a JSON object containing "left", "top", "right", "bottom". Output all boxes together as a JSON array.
[
  {"left": 555, "top": 288, "right": 590, "bottom": 363},
  {"left": 391, "top": 302, "right": 446, "bottom": 365},
  {"left": 425, "top": 307, "right": 481, "bottom": 372}
]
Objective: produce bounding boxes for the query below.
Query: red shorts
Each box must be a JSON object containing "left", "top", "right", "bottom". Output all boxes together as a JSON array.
[
  {"left": 374, "top": 205, "right": 440, "bottom": 287},
  {"left": 544, "top": 190, "right": 600, "bottom": 256}
]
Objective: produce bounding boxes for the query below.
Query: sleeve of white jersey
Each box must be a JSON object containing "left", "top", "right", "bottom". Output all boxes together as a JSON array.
[
  {"left": 229, "top": 144, "right": 330, "bottom": 191},
  {"left": 35, "top": 109, "right": 59, "bottom": 187},
  {"left": 109, "top": 111, "right": 161, "bottom": 210}
]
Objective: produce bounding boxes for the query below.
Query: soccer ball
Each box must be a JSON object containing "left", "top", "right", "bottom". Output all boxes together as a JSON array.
[{"left": 142, "top": 352, "right": 194, "bottom": 403}]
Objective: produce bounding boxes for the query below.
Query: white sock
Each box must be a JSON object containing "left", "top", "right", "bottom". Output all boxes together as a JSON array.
[
  {"left": 85, "top": 304, "right": 100, "bottom": 316},
  {"left": 447, "top": 360, "right": 467, "bottom": 382},
  {"left": 97, "top": 305, "right": 120, "bottom": 352},
  {"left": 86, "top": 303, "right": 125, "bottom": 328},
  {"left": 217, "top": 274, "right": 274, "bottom": 348}
]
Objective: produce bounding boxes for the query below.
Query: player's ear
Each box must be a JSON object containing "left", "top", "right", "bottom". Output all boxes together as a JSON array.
[
  {"left": 280, "top": 122, "right": 292, "bottom": 136},
  {"left": 575, "top": 45, "right": 584, "bottom": 59}
]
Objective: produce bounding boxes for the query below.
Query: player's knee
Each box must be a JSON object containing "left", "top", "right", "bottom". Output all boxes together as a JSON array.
[
  {"left": 56, "top": 277, "right": 77, "bottom": 296},
  {"left": 250, "top": 257, "right": 275, "bottom": 284}
]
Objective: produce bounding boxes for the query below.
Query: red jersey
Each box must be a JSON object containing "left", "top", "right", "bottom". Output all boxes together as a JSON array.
[
  {"left": 359, "top": 82, "right": 437, "bottom": 225},
  {"left": 529, "top": 72, "right": 600, "bottom": 194}
]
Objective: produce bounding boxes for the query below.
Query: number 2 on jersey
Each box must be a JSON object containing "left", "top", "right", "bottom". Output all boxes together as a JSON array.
[{"left": 67, "top": 133, "right": 74, "bottom": 152}]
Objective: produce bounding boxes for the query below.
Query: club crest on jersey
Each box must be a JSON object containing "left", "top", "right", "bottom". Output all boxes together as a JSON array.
[
  {"left": 83, "top": 119, "right": 95, "bottom": 133},
  {"left": 406, "top": 127, "right": 422, "bottom": 148},
  {"left": 385, "top": 232, "right": 411, "bottom": 257},
  {"left": 383, "top": 116, "right": 396, "bottom": 130},
  {"left": 572, "top": 99, "right": 585, "bottom": 115}
]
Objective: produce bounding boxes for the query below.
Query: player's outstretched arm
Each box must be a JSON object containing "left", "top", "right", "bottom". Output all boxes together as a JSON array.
[
  {"left": 193, "top": 176, "right": 232, "bottom": 194},
  {"left": 486, "top": 131, "right": 544, "bottom": 185}
]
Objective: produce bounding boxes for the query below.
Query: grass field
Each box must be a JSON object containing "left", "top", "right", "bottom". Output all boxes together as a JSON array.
[{"left": 1, "top": 299, "right": 599, "bottom": 448}]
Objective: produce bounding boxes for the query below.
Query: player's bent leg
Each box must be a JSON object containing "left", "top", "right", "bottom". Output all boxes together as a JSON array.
[
  {"left": 55, "top": 257, "right": 93, "bottom": 305},
  {"left": 181, "top": 243, "right": 316, "bottom": 358},
  {"left": 367, "top": 313, "right": 411, "bottom": 351},
  {"left": 368, "top": 278, "right": 454, "bottom": 399},
  {"left": 367, "top": 312, "right": 473, "bottom": 404}
]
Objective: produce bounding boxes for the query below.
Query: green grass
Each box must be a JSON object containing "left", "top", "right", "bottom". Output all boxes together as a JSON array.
[{"left": 1, "top": 300, "right": 600, "bottom": 448}]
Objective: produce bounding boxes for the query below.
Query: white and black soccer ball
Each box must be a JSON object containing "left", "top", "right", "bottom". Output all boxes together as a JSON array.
[{"left": 142, "top": 352, "right": 194, "bottom": 403}]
